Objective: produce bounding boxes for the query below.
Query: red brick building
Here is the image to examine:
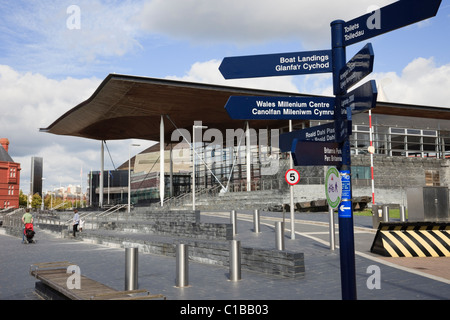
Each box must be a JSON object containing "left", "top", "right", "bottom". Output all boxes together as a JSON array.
[{"left": 0, "top": 138, "right": 21, "bottom": 209}]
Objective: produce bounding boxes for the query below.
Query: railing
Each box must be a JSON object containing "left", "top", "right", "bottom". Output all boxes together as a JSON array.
[
  {"left": 51, "top": 202, "right": 70, "bottom": 210},
  {"left": 56, "top": 204, "right": 129, "bottom": 229},
  {"left": 155, "top": 184, "right": 223, "bottom": 209},
  {"left": 1, "top": 208, "right": 25, "bottom": 229},
  {"left": 97, "top": 204, "right": 128, "bottom": 218}
]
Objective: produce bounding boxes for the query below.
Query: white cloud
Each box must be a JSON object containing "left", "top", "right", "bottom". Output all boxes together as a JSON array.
[
  {"left": 0, "top": 65, "right": 100, "bottom": 146},
  {"left": 372, "top": 57, "right": 450, "bottom": 107},
  {"left": 0, "top": 65, "right": 154, "bottom": 193},
  {"left": 138, "top": 0, "right": 394, "bottom": 47}
]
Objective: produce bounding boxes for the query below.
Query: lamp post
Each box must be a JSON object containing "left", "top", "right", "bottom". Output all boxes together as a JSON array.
[
  {"left": 128, "top": 143, "right": 140, "bottom": 213},
  {"left": 192, "top": 123, "right": 207, "bottom": 211},
  {"left": 41, "top": 177, "right": 45, "bottom": 211}
]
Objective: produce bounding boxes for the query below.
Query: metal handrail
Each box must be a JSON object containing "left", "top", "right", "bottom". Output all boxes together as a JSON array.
[{"left": 98, "top": 204, "right": 128, "bottom": 217}]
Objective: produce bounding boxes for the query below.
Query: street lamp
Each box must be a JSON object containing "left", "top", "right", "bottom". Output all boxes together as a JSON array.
[
  {"left": 41, "top": 177, "right": 45, "bottom": 211},
  {"left": 192, "top": 123, "right": 207, "bottom": 211},
  {"left": 128, "top": 143, "right": 140, "bottom": 213}
]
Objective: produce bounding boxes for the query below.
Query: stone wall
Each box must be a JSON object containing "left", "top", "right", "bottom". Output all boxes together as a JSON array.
[
  {"left": 130, "top": 209, "right": 200, "bottom": 223},
  {"left": 281, "top": 155, "right": 448, "bottom": 206},
  {"left": 352, "top": 154, "right": 445, "bottom": 188},
  {"left": 98, "top": 220, "right": 233, "bottom": 240}
]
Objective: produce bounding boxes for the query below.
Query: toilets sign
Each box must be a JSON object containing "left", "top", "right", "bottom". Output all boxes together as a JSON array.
[{"left": 343, "top": 0, "right": 442, "bottom": 46}]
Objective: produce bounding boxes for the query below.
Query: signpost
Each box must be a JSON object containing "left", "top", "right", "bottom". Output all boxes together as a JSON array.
[
  {"left": 219, "top": 0, "right": 442, "bottom": 300},
  {"left": 332, "top": 0, "right": 440, "bottom": 300},
  {"left": 325, "top": 166, "right": 341, "bottom": 251},
  {"left": 291, "top": 140, "right": 342, "bottom": 167},
  {"left": 224, "top": 96, "right": 335, "bottom": 120},
  {"left": 279, "top": 122, "right": 335, "bottom": 152},
  {"left": 339, "top": 80, "right": 378, "bottom": 114},
  {"left": 339, "top": 43, "right": 374, "bottom": 94},
  {"left": 219, "top": 50, "right": 332, "bottom": 79}
]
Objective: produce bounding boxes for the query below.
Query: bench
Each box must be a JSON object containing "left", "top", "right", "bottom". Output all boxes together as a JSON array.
[{"left": 30, "top": 261, "right": 166, "bottom": 300}]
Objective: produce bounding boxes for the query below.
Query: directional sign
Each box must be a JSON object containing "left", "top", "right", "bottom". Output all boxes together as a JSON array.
[
  {"left": 334, "top": 117, "right": 348, "bottom": 144},
  {"left": 340, "top": 170, "right": 351, "bottom": 200},
  {"left": 339, "top": 203, "right": 352, "bottom": 216},
  {"left": 339, "top": 80, "right": 378, "bottom": 114},
  {"left": 279, "top": 122, "right": 335, "bottom": 152},
  {"left": 219, "top": 50, "right": 332, "bottom": 79},
  {"left": 291, "top": 140, "right": 342, "bottom": 166},
  {"left": 343, "top": 0, "right": 442, "bottom": 46},
  {"left": 339, "top": 170, "right": 352, "bottom": 218},
  {"left": 225, "top": 96, "right": 335, "bottom": 120},
  {"left": 325, "top": 167, "right": 342, "bottom": 209},
  {"left": 339, "top": 43, "right": 374, "bottom": 93}
]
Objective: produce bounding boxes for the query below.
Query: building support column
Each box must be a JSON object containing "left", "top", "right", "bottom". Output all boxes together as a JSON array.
[
  {"left": 170, "top": 142, "right": 174, "bottom": 198},
  {"left": 99, "top": 140, "right": 104, "bottom": 208},
  {"left": 160, "top": 115, "right": 165, "bottom": 207}
]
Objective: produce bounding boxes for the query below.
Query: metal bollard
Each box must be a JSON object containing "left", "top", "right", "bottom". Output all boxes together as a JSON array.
[
  {"left": 230, "top": 210, "right": 237, "bottom": 236},
  {"left": 275, "top": 221, "right": 285, "bottom": 250},
  {"left": 229, "top": 240, "right": 241, "bottom": 281},
  {"left": 125, "top": 247, "right": 138, "bottom": 291},
  {"left": 253, "top": 209, "right": 260, "bottom": 233},
  {"left": 382, "top": 205, "right": 390, "bottom": 222},
  {"left": 176, "top": 243, "right": 189, "bottom": 287},
  {"left": 400, "top": 205, "right": 406, "bottom": 222}
]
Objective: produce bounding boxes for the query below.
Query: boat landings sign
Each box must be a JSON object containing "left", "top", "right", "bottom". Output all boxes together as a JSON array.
[{"left": 219, "top": 50, "right": 332, "bottom": 79}]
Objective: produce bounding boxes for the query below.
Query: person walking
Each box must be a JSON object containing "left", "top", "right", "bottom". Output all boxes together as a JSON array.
[
  {"left": 22, "top": 208, "right": 33, "bottom": 225},
  {"left": 21, "top": 208, "right": 33, "bottom": 242},
  {"left": 72, "top": 209, "right": 80, "bottom": 237}
]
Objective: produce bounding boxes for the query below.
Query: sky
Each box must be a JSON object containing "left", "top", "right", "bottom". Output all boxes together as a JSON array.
[{"left": 1, "top": 0, "right": 449, "bottom": 195}]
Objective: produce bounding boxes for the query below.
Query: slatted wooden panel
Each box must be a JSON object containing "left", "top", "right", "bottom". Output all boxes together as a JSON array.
[
  {"left": 30, "top": 268, "right": 120, "bottom": 300},
  {"left": 30, "top": 261, "right": 166, "bottom": 300}
]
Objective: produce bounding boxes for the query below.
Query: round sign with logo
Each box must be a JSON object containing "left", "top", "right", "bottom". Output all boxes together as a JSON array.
[
  {"left": 325, "top": 167, "right": 342, "bottom": 209},
  {"left": 285, "top": 169, "right": 300, "bottom": 185}
]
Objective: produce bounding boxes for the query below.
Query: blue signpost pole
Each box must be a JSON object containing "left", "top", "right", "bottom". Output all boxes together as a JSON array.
[{"left": 331, "top": 20, "right": 357, "bottom": 300}]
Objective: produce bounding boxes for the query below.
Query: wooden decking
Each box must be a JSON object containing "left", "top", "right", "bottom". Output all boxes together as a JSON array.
[{"left": 30, "top": 261, "right": 166, "bottom": 300}]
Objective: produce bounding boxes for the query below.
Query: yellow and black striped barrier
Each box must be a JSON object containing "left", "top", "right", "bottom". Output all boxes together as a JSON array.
[{"left": 370, "top": 222, "right": 450, "bottom": 257}]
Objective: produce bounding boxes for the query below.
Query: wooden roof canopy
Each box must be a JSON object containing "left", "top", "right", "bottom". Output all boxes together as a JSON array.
[{"left": 40, "top": 73, "right": 450, "bottom": 142}]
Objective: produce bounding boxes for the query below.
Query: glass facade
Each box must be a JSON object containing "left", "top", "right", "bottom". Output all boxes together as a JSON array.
[
  {"left": 350, "top": 113, "right": 450, "bottom": 158},
  {"left": 88, "top": 111, "right": 450, "bottom": 208}
]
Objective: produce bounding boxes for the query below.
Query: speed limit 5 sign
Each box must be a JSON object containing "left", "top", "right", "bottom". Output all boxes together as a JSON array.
[{"left": 285, "top": 169, "right": 300, "bottom": 185}]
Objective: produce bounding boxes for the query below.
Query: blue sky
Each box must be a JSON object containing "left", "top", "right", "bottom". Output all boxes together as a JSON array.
[{"left": 1, "top": 0, "right": 449, "bottom": 194}]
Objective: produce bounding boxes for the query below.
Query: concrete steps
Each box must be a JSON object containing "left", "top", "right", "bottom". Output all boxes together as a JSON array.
[{"left": 194, "top": 190, "right": 285, "bottom": 211}]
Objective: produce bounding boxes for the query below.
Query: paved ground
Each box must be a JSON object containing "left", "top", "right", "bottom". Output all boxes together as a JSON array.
[{"left": 0, "top": 210, "right": 448, "bottom": 307}]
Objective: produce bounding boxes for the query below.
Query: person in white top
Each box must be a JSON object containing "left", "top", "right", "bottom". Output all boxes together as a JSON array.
[{"left": 72, "top": 209, "right": 80, "bottom": 237}]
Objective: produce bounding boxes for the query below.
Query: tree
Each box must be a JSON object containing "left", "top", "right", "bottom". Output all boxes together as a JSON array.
[
  {"left": 31, "top": 193, "right": 42, "bottom": 209},
  {"left": 19, "top": 190, "right": 28, "bottom": 207}
]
